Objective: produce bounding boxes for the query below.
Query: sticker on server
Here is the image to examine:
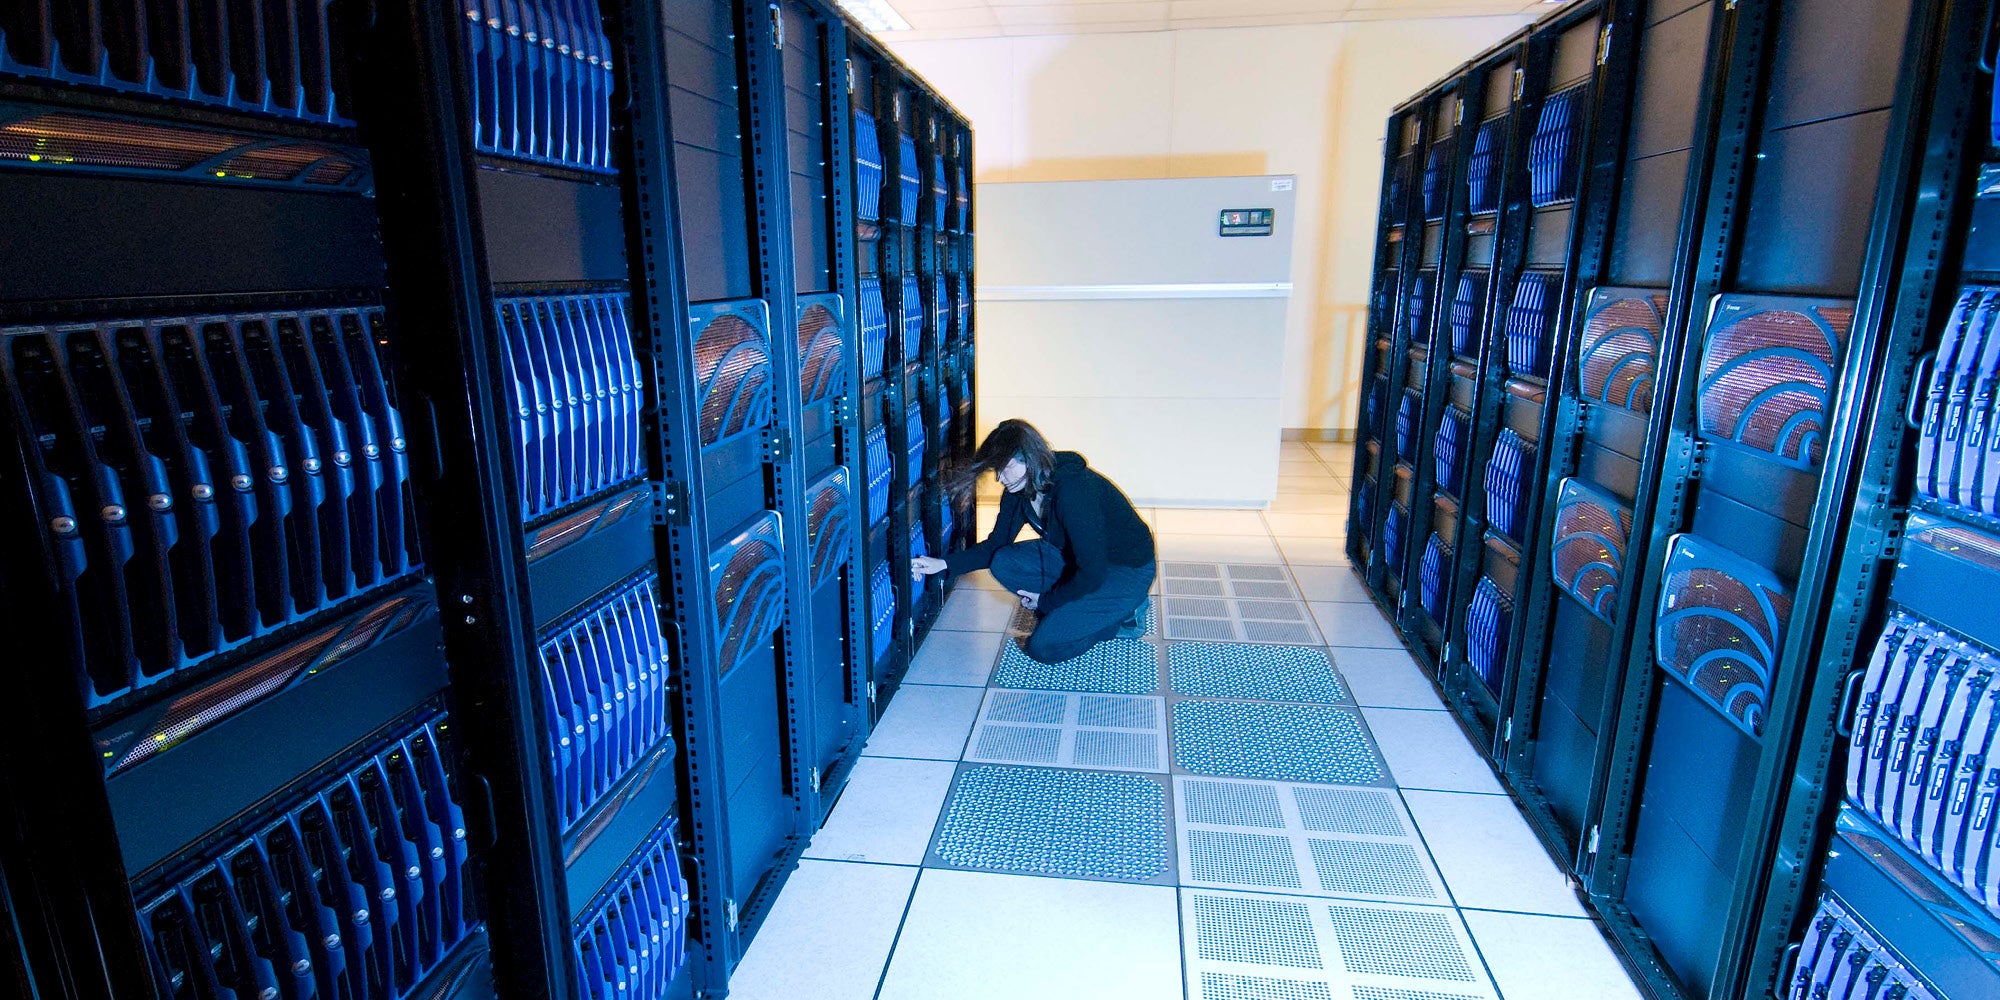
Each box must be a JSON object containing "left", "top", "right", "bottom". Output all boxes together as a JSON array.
[{"left": 1220, "top": 209, "right": 1275, "bottom": 237}]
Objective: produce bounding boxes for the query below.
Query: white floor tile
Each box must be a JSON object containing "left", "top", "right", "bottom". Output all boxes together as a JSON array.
[
  {"left": 1278, "top": 475, "right": 1345, "bottom": 494},
  {"left": 727, "top": 860, "right": 918, "bottom": 1000},
  {"left": 935, "top": 586, "right": 1020, "bottom": 632},
  {"left": 877, "top": 870, "right": 1183, "bottom": 1000},
  {"left": 1156, "top": 532, "right": 1285, "bottom": 563},
  {"left": 1309, "top": 601, "right": 1402, "bottom": 647},
  {"left": 1334, "top": 646, "right": 1445, "bottom": 710},
  {"left": 906, "top": 628, "right": 1006, "bottom": 686},
  {"left": 1279, "top": 459, "right": 1331, "bottom": 476},
  {"left": 1278, "top": 535, "right": 1351, "bottom": 566},
  {"left": 1153, "top": 508, "right": 1269, "bottom": 535},
  {"left": 804, "top": 756, "right": 957, "bottom": 864},
  {"left": 1262, "top": 512, "right": 1345, "bottom": 537},
  {"left": 1268, "top": 491, "right": 1345, "bottom": 514},
  {"left": 1462, "top": 910, "right": 1643, "bottom": 999},
  {"left": 1291, "top": 564, "right": 1371, "bottom": 603},
  {"left": 1363, "top": 708, "right": 1504, "bottom": 794},
  {"left": 864, "top": 684, "right": 986, "bottom": 760},
  {"left": 1280, "top": 442, "right": 1317, "bottom": 460},
  {"left": 1403, "top": 790, "right": 1587, "bottom": 916}
]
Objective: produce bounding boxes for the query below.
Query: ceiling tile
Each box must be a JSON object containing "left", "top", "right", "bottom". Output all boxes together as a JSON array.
[
  {"left": 1168, "top": 0, "right": 1354, "bottom": 17},
  {"left": 905, "top": 6, "right": 1001, "bottom": 29},
  {"left": 991, "top": 3, "right": 1170, "bottom": 26}
]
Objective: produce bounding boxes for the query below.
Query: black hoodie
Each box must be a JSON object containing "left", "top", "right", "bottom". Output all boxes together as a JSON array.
[{"left": 945, "top": 451, "right": 1156, "bottom": 613}]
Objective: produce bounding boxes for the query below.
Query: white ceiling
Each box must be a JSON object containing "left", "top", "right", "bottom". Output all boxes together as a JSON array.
[{"left": 878, "top": 0, "right": 1559, "bottom": 39}]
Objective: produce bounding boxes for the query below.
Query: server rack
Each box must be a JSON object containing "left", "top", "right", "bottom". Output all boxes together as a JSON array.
[{"left": 0, "top": 2, "right": 971, "bottom": 997}]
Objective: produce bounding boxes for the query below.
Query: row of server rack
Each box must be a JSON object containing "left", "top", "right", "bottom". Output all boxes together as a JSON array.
[
  {"left": 0, "top": 1, "right": 976, "bottom": 998},
  {"left": 1348, "top": 0, "right": 2000, "bottom": 997}
]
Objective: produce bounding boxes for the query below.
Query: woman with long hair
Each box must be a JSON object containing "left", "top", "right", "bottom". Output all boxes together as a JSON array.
[{"left": 913, "top": 419, "right": 1156, "bottom": 663}]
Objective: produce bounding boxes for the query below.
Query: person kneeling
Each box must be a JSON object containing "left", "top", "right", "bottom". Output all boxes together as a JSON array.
[{"left": 912, "top": 419, "right": 1156, "bottom": 663}]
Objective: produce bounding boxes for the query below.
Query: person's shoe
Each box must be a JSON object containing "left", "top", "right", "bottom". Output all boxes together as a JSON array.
[{"left": 1113, "top": 612, "right": 1145, "bottom": 639}]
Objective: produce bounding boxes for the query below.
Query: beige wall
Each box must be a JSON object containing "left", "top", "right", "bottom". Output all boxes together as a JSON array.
[{"left": 886, "top": 16, "right": 1529, "bottom": 431}]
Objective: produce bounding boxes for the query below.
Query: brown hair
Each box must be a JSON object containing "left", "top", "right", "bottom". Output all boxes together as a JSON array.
[{"left": 956, "top": 419, "right": 1056, "bottom": 498}]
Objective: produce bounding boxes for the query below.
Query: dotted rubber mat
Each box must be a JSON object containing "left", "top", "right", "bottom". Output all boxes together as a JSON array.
[
  {"left": 1169, "top": 643, "right": 1351, "bottom": 704},
  {"left": 1173, "top": 777, "right": 1447, "bottom": 905},
  {"left": 1171, "top": 701, "right": 1390, "bottom": 786},
  {"left": 991, "top": 637, "right": 1161, "bottom": 695},
  {"left": 965, "top": 690, "right": 1169, "bottom": 773},
  {"left": 1181, "top": 889, "right": 1496, "bottom": 1000},
  {"left": 927, "top": 764, "right": 1174, "bottom": 884}
]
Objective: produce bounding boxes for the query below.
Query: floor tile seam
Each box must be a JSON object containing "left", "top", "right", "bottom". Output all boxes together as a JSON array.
[
  {"left": 869, "top": 866, "right": 927, "bottom": 1000},
  {"left": 1174, "top": 878, "right": 1462, "bottom": 913},
  {"left": 797, "top": 855, "right": 924, "bottom": 870}
]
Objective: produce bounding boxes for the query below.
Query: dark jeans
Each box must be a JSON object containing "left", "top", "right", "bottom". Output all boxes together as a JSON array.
[{"left": 988, "top": 540, "right": 1155, "bottom": 664}]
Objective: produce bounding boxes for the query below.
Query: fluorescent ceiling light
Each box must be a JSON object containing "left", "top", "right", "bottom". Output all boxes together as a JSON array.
[{"left": 838, "top": 0, "right": 912, "bottom": 33}]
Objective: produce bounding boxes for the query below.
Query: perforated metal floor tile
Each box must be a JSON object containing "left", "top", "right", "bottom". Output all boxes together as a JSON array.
[
  {"left": 991, "top": 637, "right": 1162, "bottom": 695},
  {"left": 1181, "top": 889, "right": 1496, "bottom": 1000},
  {"left": 965, "top": 690, "right": 1169, "bottom": 773},
  {"left": 1161, "top": 564, "right": 1323, "bottom": 645},
  {"left": 1172, "top": 777, "right": 1446, "bottom": 905},
  {"left": 1170, "top": 643, "right": 1352, "bottom": 704},
  {"left": 1171, "top": 701, "right": 1392, "bottom": 786},
  {"left": 926, "top": 764, "right": 1175, "bottom": 884}
]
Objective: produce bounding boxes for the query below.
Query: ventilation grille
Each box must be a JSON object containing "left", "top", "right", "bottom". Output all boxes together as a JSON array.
[
  {"left": 463, "top": 1, "right": 615, "bottom": 172},
  {"left": 1395, "top": 391, "right": 1420, "bottom": 464},
  {"left": 539, "top": 573, "right": 671, "bottom": 832},
  {"left": 1449, "top": 270, "right": 1487, "bottom": 358},
  {"left": 805, "top": 469, "right": 854, "bottom": 589},
  {"left": 1549, "top": 478, "right": 1629, "bottom": 622},
  {"left": 906, "top": 402, "right": 926, "bottom": 484},
  {"left": 854, "top": 111, "right": 884, "bottom": 221},
  {"left": 1655, "top": 534, "right": 1789, "bottom": 739},
  {"left": 138, "top": 717, "right": 474, "bottom": 1000},
  {"left": 932, "top": 279, "right": 950, "bottom": 346},
  {"left": 1465, "top": 117, "right": 1506, "bottom": 214},
  {"left": 895, "top": 132, "right": 922, "bottom": 219},
  {"left": 690, "top": 301, "right": 775, "bottom": 452},
  {"left": 1844, "top": 613, "right": 2000, "bottom": 897},
  {"left": 574, "top": 821, "right": 689, "bottom": 1000},
  {"left": 1433, "top": 407, "right": 1467, "bottom": 498},
  {"left": 1528, "top": 84, "right": 1587, "bottom": 206},
  {"left": 1696, "top": 295, "right": 1852, "bottom": 470},
  {"left": 1466, "top": 577, "right": 1511, "bottom": 696},
  {"left": 1406, "top": 270, "right": 1434, "bottom": 342},
  {"left": 899, "top": 275, "right": 924, "bottom": 365},
  {"left": 1505, "top": 271, "right": 1559, "bottom": 379},
  {"left": 1483, "top": 429, "right": 1532, "bottom": 541},
  {"left": 708, "top": 513, "right": 786, "bottom": 679},
  {"left": 1417, "top": 534, "right": 1451, "bottom": 624},
  {"left": 1915, "top": 285, "right": 2000, "bottom": 511},
  {"left": 1365, "top": 378, "right": 1386, "bottom": 439},
  {"left": 940, "top": 496, "right": 957, "bottom": 552},
  {"left": 909, "top": 515, "right": 928, "bottom": 564},
  {"left": 859, "top": 278, "right": 888, "bottom": 380},
  {"left": 0, "top": 0, "right": 350, "bottom": 124},
  {"left": 495, "top": 293, "right": 643, "bottom": 521},
  {"left": 866, "top": 423, "right": 891, "bottom": 526},
  {"left": 1385, "top": 504, "right": 1407, "bottom": 573},
  {"left": 796, "top": 296, "right": 847, "bottom": 406},
  {"left": 952, "top": 159, "right": 970, "bottom": 232},
  {"left": 1421, "top": 136, "right": 1453, "bottom": 221},
  {"left": 1576, "top": 287, "right": 1665, "bottom": 413},
  {"left": 0, "top": 106, "right": 369, "bottom": 188},
  {"left": 1, "top": 308, "right": 421, "bottom": 708},
  {"left": 1386, "top": 151, "right": 1413, "bottom": 214},
  {"left": 931, "top": 152, "right": 948, "bottom": 222},
  {"left": 869, "top": 561, "right": 895, "bottom": 663},
  {"left": 953, "top": 274, "right": 973, "bottom": 344}
]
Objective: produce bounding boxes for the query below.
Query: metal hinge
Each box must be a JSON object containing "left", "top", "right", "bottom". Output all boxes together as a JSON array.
[
  {"left": 770, "top": 3, "right": 785, "bottom": 49},
  {"left": 1598, "top": 24, "right": 1613, "bottom": 65},
  {"left": 1504, "top": 719, "right": 1514, "bottom": 742},
  {"left": 810, "top": 767, "right": 822, "bottom": 793},
  {"left": 651, "top": 480, "right": 689, "bottom": 525},
  {"left": 1586, "top": 825, "right": 1601, "bottom": 859},
  {"left": 866, "top": 681, "right": 878, "bottom": 702},
  {"left": 846, "top": 59, "right": 855, "bottom": 93},
  {"left": 726, "top": 898, "right": 740, "bottom": 933},
  {"left": 1453, "top": 99, "right": 1464, "bottom": 126},
  {"left": 1512, "top": 67, "right": 1525, "bottom": 102}
]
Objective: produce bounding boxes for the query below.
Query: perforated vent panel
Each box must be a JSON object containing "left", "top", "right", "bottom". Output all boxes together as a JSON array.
[
  {"left": 1576, "top": 288, "right": 1666, "bottom": 412},
  {"left": 1696, "top": 296, "right": 1852, "bottom": 469},
  {"left": 709, "top": 513, "right": 786, "bottom": 678},
  {"left": 795, "top": 298, "right": 847, "bottom": 405},
  {"left": 1655, "top": 534, "right": 1791, "bottom": 738},
  {"left": 1550, "top": 478, "right": 1631, "bottom": 622},
  {"left": 692, "top": 305, "right": 775, "bottom": 448},
  {"left": 805, "top": 469, "right": 853, "bottom": 589}
]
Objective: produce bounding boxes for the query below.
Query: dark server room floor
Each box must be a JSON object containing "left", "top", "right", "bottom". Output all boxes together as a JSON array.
[{"left": 726, "top": 442, "right": 1641, "bottom": 999}]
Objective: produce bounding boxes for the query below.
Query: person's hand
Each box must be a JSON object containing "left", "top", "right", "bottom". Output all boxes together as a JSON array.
[
  {"left": 912, "top": 556, "right": 947, "bottom": 582},
  {"left": 1017, "top": 590, "right": 1040, "bottom": 610}
]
